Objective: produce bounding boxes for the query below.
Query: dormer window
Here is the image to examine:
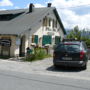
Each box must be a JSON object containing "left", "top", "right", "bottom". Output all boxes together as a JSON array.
[
  {"left": 0, "top": 14, "right": 13, "bottom": 21},
  {"left": 0, "top": 12, "right": 24, "bottom": 21}
]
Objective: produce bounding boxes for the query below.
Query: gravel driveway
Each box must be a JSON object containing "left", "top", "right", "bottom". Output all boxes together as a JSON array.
[{"left": 0, "top": 58, "right": 90, "bottom": 80}]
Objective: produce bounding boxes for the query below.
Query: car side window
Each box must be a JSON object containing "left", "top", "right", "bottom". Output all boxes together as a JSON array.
[{"left": 82, "top": 42, "right": 87, "bottom": 50}]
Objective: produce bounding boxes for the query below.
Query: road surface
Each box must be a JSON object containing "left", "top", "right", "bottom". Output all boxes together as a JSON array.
[{"left": 0, "top": 69, "right": 90, "bottom": 90}]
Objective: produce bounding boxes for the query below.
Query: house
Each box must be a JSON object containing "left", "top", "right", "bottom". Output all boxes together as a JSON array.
[{"left": 0, "top": 3, "right": 66, "bottom": 57}]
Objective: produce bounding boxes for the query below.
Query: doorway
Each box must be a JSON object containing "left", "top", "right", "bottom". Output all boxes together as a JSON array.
[
  {"left": 19, "top": 36, "right": 25, "bottom": 57},
  {"left": 1, "top": 46, "right": 10, "bottom": 57}
]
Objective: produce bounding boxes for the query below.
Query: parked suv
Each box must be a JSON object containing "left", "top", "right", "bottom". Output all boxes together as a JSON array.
[{"left": 53, "top": 39, "right": 89, "bottom": 70}]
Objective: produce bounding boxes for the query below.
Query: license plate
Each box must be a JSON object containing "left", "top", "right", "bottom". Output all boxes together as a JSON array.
[{"left": 62, "top": 57, "right": 72, "bottom": 60}]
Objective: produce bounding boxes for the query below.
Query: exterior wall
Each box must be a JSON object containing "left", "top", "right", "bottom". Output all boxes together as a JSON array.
[
  {"left": 14, "top": 37, "right": 20, "bottom": 57},
  {"left": 10, "top": 36, "right": 16, "bottom": 57},
  {"left": 31, "top": 10, "right": 65, "bottom": 46},
  {"left": 0, "top": 10, "right": 65, "bottom": 57},
  {"left": 24, "top": 33, "right": 29, "bottom": 53},
  {"left": 43, "top": 11, "right": 64, "bottom": 39},
  {"left": 16, "top": 10, "right": 65, "bottom": 55}
]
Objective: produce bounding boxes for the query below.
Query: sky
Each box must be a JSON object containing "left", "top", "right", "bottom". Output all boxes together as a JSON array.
[{"left": 0, "top": 0, "right": 90, "bottom": 30}]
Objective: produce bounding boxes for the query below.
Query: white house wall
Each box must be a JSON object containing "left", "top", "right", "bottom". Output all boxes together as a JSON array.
[
  {"left": 47, "top": 10, "right": 64, "bottom": 39},
  {"left": 20, "top": 10, "right": 65, "bottom": 56},
  {"left": 0, "top": 35, "right": 20, "bottom": 57},
  {"left": 33, "top": 10, "right": 65, "bottom": 41}
]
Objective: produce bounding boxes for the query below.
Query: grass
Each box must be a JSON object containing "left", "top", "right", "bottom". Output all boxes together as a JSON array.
[{"left": 0, "top": 56, "right": 10, "bottom": 59}]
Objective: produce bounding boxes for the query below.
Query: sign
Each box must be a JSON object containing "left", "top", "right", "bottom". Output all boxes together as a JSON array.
[
  {"left": 47, "top": 32, "right": 54, "bottom": 36},
  {"left": 0, "top": 39, "right": 11, "bottom": 47},
  {"left": 16, "top": 38, "right": 21, "bottom": 45}
]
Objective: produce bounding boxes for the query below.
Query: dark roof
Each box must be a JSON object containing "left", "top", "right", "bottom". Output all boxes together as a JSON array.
[{"left": 0, "top": 7, "right": 66, "bottom": 35}]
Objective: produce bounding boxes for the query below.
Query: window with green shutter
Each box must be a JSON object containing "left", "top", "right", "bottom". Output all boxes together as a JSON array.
[
  {"left": 55, "top": 36, "right": 61, "bottom": 44},
  {"left": 34, "top": 35, "right": 38, "bottom": 44},
  {"left": 42, "top": 35, "right": 52, "bottom": 45}
]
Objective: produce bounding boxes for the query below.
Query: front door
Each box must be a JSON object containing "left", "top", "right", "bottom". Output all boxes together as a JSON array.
[
  {"left": 19, "top": 36, "right": 25, "bottom": 57},
  {"left": 1, "top": 46, "right": 10, "bottom": 57}
]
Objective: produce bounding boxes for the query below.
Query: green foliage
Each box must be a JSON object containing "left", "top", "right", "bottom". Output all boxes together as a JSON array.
[
  {"left": 66, "top": 25, "right": 90, "bottom": 47},
  {"left": 67, "top": 26, "right": 81, "bottom": 40},
  {"left": 35, "top": 48, "right": 47, "bottom": 60},
  {"left": 0, "top": 56, "right": 10, "bottom": 59},
  {"left": 80, "top": 36, "right": 90, "bottom": 47},
  {"left": 25, "top": 48, "right": 51, "bottom": 62}
]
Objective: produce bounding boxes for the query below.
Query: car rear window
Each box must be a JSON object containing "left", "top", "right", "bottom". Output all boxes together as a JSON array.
[{"left": 55, "top": 43, "right": 80, "bottom": 52}]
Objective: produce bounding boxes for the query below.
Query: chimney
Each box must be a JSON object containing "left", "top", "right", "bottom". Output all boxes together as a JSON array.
[
  {"left": 47, "top": 3, "right": 52, "bottom": 7},
  {"left": 29, "top": 3, "right": 34, "bottom": 13}
]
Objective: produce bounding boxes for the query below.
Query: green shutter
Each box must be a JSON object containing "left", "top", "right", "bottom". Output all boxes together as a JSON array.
[
  {"left": 34, "top": 35, "right": 38, "bottom": 44},
  {"left": 55, "top": 36, "right": 61, "bottom": 44},
  {"left": 42, "top": 35, "right": 52, "bottom": 45}
]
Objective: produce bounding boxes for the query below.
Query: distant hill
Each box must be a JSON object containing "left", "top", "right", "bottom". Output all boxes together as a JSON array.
[
  {"left": 66, "top": 29, "right": 90, "bottom": 38},
  {"left": 81, "top": 30, "right": 90, "bottom": 38}
]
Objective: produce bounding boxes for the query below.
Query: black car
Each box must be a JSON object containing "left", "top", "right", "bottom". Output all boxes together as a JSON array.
[{"left": 53, "top": 40, "right": 89, "bottom": 70}]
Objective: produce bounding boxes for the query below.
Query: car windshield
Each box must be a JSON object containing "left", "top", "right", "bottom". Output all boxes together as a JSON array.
[{"left": 55, "top": 43, "right": 80, "bottom": 52}]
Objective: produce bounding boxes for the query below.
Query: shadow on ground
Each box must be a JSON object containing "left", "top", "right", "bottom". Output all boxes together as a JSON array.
[{"left": 47, "top": 65, "right": 84, "bottom": 72}]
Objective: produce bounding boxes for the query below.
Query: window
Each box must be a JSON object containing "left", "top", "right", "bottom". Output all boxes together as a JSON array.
[
  {"left": 52, "top": 19, "right": 58, "bottom": 28},
  {"left": 0, "top": 14, "right": 13, "bottom": 21},
  {"left": 32, "top": 35, "right": 38, "bottom": 44},
  {"left": 32, "top": 35, "right": 34, "bottom": 43},
  {"left": 55, "top": 44, "right": 80, "bottom": 52},
  {"left": 52, "top": 19, "right": 55, "bottom": 28},
  {"left": 55, "top": 20, "right": 57, "bottom": 28},
  {"left": 43, "top": 17, "right": 47, "bottom": 26},
  {"left": 0, "top": 37, "right": 11, "bottom": 47},
  {"left": 55, "top": 36, "right": 61, "bottom": 44},
  {"left": 49, "top": 18, "right": 51, "bottom": 26},
  {"left": 42, "top": 35, "right": 52, "bottom": 45},
  {"left": 34, "top": 35, "right": 38, "bottom": 44},
  {"left": 0, "top": 12, "right": 24, "bottom": 21}
]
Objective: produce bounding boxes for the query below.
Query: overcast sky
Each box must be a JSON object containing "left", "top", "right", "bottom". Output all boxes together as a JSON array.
[{"left": 0, "top": 0, "right": 90, "bottom": 30}]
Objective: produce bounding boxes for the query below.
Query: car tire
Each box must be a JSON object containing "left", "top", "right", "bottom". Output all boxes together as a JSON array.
[
  {"left": 82, "top": 64, "right": 87, "bottom": 70},
  {"left": 54, "top": 64, "right": 59, "bottom": 68}
]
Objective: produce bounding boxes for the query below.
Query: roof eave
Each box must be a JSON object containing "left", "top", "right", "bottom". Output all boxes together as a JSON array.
[
  {"left": 0, "top": 34, "right": 18, "bottom": 37},
  {"left": 53, "top": 8, "right": 66, "bottom": 35}
]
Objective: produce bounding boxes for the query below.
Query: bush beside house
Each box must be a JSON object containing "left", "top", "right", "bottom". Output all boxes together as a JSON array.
[{"left": 24, "top": 47, "right": 51, "bottom": 62}]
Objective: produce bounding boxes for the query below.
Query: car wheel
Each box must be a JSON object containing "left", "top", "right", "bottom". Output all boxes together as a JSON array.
[
  {"left": 54, "top": 64, "right": 59, "bottom": 68},
  {"left": 82, "top": 64, "right": 87, "bottom": 70}
]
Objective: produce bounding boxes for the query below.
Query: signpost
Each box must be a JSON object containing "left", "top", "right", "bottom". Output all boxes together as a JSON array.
[{"left": 16, "top": 38, "right": 21, "bottom": 46}]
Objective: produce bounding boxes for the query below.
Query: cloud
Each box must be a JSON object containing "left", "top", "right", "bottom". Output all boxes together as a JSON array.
[
  {"left": 26, "top": 3, "right": 45, "bottom": 8},
  {"left": 51, "top": 0, "right": 90, "bottom": 30},
  {"left": 51, "top": 0, "right": 90, "bottom": 8},
  {"left": 0, "top": 8, "right": 6, "bottom": 11},
  {"left": 14, "top": 6, "right": 20, "bottom": 9},
  {"left": 59, "top": 9, "right": 90, "bottom": 29},
  {"left": 0, "top": 0, "right": 13, "bottom": 6},
  {"left": 34, "top": 4, "right": 45, "bottom": 8}
]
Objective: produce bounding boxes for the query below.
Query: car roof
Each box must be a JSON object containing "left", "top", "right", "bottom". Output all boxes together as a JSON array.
[{"left": 60, "top": 41, "right": 81, "bottom": 45}]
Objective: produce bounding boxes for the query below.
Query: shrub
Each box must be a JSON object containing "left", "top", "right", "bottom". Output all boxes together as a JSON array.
[
  {"left": 24, "top": 48, "right": 51, "bottom": 62},
  {"left": 25, "top": 54, "right": 35, "bottom": 61}
]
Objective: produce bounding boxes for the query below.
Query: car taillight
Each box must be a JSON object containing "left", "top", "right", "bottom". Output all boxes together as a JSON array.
[{"left": 80, "top": 51, "right": 85, "bottom": 60}]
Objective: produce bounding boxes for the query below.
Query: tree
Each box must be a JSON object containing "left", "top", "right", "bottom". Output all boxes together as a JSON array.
[
  {"left": 67, "top": 25, "right": 81, "bottom": 40},
  {"left": 66, "top": 26, "right": 90, "bottom": 47}
]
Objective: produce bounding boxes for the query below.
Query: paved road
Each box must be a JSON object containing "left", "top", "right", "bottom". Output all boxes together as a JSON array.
[
  {"left": 0, "top": 69, "right": 90, "bottom": 90},
  {"left": 0, "top": 58, "right": 90, "bottom": 81}
]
